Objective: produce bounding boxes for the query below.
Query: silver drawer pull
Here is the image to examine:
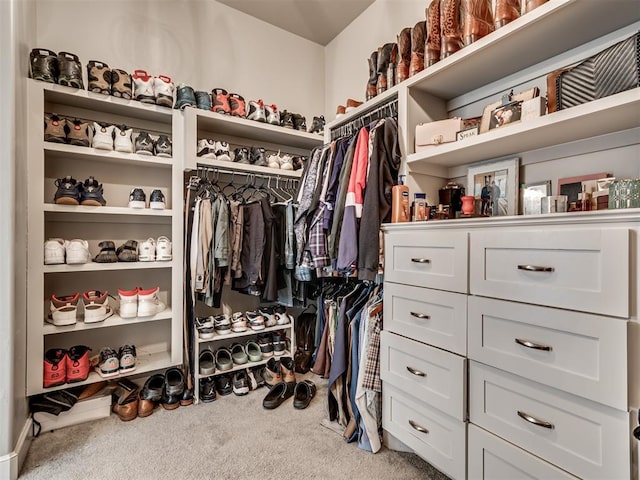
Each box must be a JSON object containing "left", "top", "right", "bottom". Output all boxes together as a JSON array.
[
  {"left": 517, "top": 264, "right": 555, "bottom": 272},
  {"left": 409, "top": 420, "right": 429, "bottom": 434},
  {"left": 411, "top": 258, "right": 431, "bottom": 264},
  {"left": 517, "top": 410, "right": 555, "bottom": 430},
  {"left": 410, "top": 311, "right": 430, "bottom": 320},
  {"left": 515, "top": 338, "right": 552, "bottom": 351},
  {"left": 406, "top": 366, "right": 427, "bottom": 377}
]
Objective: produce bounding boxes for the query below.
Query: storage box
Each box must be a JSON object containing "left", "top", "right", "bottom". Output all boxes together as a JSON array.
[
  {"left": 415, "top": 118, "right": 463, "bottom": 152},
  {"left": 521, "top": 96, "right": 547, "bottom": 121},
  {"left": 34, "top": 393, "right": 111, "bottom": 433}
]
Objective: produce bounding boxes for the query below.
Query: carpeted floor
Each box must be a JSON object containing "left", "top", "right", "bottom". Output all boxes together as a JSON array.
[{"left": 20, "top": 375, "right": 449, "bottom": 480}]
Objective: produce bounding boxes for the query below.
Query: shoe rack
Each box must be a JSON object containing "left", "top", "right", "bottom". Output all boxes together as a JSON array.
[{"left": 26, "top": 80, "right": 184, "bottom": 395}]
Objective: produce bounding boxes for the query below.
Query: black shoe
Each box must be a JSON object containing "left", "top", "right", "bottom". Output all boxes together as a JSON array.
[
  {"left": 292, "top": 114, "right": 307, "bottom": 131},
  {"left": 233, "top": 147, "right": 251, "bottom": 164},
  {"left": 174, "top": 84, "right": 197, "bottom": 110},
  {"left": 154, "top": 135, "right": 172, "bottom": 158},
  {"left": 262, "top": 381, "right": 295, "bottom": 409},
  {"left": 309, "top": 115, "right": 325, "bottom": 134},
  {"left": 80, "top": 177, "right": 106, "bottom": 206},
  {"left": 162, "top": 367, "right": 185, "bottom": 410},
  {"left": 138, "top": 373, "right": 164, "bottom": 417},
  {"left": 280, "top": 110, "right": 294, "bottom": 129},
  {"left": 232, "top": 371, "right": 250, "bottom": 396},
  {"left": 200, "top": 377, "right": 217, "bottom": 403},
  {"left": 149, "top": 189, "right": 166, "bottom": 210},
  {"left": 53, "top": 176, "right": 82, "bottom": 205},
  {"left": 128, "top": 188, "right": 146, "bottom": 209},
  {"left": 194, "top": 90, "right": 212, "bottom": 110},
  {"left": 292, "top": 156, "right": 305, "bottom": 171},
  {"left": 57, "top": 51, "right": 84, "bottom": 89},
  {"left": 135, "top": 132, "right": 154, "bottom": 156},
  {"left": 93, "top": 241, "right": 118, "bottom": 263},
  {"left": 293, "top": 379, "right": 316, "bottom": 409},
  {"left": 30, "top": 48, "right": 58, "bottom": 83},
  {"left": 250, "top": 147, "right": 267, "bottom": 167},
  {"left": 181, "top": 388, "right": 194, "bottom": 406},
  {"left": 117, "top": 240, "right": 138, "bottom": 262},
  {"left": 214, "top": 373, "right": 233, "bottom": 396}
]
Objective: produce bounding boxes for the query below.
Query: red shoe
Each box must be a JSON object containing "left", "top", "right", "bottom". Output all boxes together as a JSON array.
[
  {"left": 43, "top": 348, "right": 67, "bottom": 388},
  {"left": 229, "top": 93, "right": 247, "bottom": 117},
  {"left": 66, "top": 345, "right": 92, "bottom": 383},
  {"left": 211, "top": 88, "right": 230, "bottom": 114}
]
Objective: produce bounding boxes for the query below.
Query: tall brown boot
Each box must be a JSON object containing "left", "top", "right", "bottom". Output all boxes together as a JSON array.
[
  {"left": 409, "top": 21, "right": 426, "bottom": 77},
  {"left": 440, "top": 0, "right": 463, "bottom": 59},
  {"left": 366, "top": 50, "right": 378, "bottom": 101},
  {"left": 462, "top": 0, "right": 494, "bottom": 46},
  {"left": 395, "top": 27, "right": 412, "bottom": 84},
  {"left": 387, "top": 43, "right": 398, "bottom": 90},
  {"left": 524, "top": 0, "right": 547, "bottom": 13},
  {"left": 425, "top": 0, "right": 441, "bottom": 68},
  {"left": 377, "top": 43, "right": 395, "bottom": 95},
  {"left": 494, "top": 0, "right": 520, "bottom": 28}
]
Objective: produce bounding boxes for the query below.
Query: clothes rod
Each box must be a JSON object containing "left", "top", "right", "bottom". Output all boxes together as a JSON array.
[
  {"left": 193, "top": 164, "right": 300, "bottom": 183},
  {"left": 330, "top": 97, "right": 398, "bottom": 140}
]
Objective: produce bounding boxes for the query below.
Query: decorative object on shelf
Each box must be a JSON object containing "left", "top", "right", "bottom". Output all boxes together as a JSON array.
[
  {"left": 461, "top": 195, "right": 475, "bottom": 215},
  {"left": 425, "top": 0, "right": 441, "bottom": 67},
  {"left": 488, "top": 100, "right": 521, "bottom": 130},
  {"left": 438, "top": 181, "right": 465, "bottom": 219},
  {"left": 494, "top": 0, "right": 520, "bottom": 28},
  {"left": 366, "top": 50, "right": 379, "bottom": 100},
  {"left": 462, "top": 0, "right": 494, "bottom": 46},
  {"left": 480, "top": 87, "right": 539, "bottom": 133},
  {"left": 540, "top": 195, "right": 568, "bottom": 213},
  {"left": 557, "top": 172, "right": 609, "bottom": 205},
  {"left": 467, "top": 157, "right": 519, "bottom": 217},
  {"left": 520, "top": 96, "right": 546, "bottom": 121},
  {"left": 412, "top": 193, "right": 429, "bottom": 221},
  {"left": 609, "top": 178, "right": 640, "bottom": 209},
  {"left": 396, "top": 27, "right": 412, "bottom": 84},
  {"left": 522, "top": 180, "right": 551, "bottom": 215},
  {"left": 524, "top": 0, "right": 547, "bottom": 14},
  {"left": 409, "top": 21, "right": 426, "bottom": 77},
  {"left": 440, "top": 0, "right": 464, "bottom": 59},
  {"left": 456, "top": 125, "right": 479, "bottom": 141},
  {"left": 415, "top": 117, "right": 463, "bottom": 152}
]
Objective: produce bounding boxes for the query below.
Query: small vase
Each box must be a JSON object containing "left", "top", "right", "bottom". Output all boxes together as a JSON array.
[{"left": 461, "top": 195, "right": 475, "bottom": 215}]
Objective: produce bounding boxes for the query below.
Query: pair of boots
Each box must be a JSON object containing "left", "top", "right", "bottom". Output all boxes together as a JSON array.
[{"left": 366, "top": 42, "right": 399, "bottom": 100}]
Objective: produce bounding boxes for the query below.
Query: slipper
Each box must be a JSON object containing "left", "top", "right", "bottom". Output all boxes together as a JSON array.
[
  {"left": 215, "top": 348, "right": 233, "bottom": 371},
  {"left": 94, "top": 241, "right": 118, "bottom": 263},
  {"left": 293, "top": 379, "right": 316, "bottom": 409},
  {"left": 263, "top": 381, "right": 295, "bottom": 410},
  {"left": 199, "top": 349, "right": 215, "bottom": 375},
  {"left": 117, "top": 240, "right": 138, "bottom": 262}
]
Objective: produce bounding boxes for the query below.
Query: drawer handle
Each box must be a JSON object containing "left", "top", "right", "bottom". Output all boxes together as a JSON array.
[
  {"left": 406, "top": 366, "right": 427, "bottom": 377},
  {"left": 410, "top": 311, "right": 430, "bottom": 320},
  {"left": 517, "top": 410, "right": 555, "bottom": 430},
  {"left": 409, "top": 420, "right": 429, "bottom": 434},
  {"left": 515, "top": 338, "right": 552, "bottom": 351},
  {"left": 411, "top": 258, "right": 431, "bottom": 264},
  {"left": 517, "top": 264, "right": 555, "bottom": 273}
]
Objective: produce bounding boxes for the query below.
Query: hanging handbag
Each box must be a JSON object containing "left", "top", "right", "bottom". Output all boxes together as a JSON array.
[{"left": 294, "top": 304, "right": 317, "bottom": 374}]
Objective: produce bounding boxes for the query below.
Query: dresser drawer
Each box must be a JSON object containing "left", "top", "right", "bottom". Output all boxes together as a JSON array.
[
  {"left": 468, "top": 424, "right": 579, "bottom": 480},
  {"left": 385, "top": 230, "right": 468, "bottom": 293},
  {"left": 468, "top": 296, "right": 627, "bottom": 410},
  {"left": 469, "top": 362, "right": 631, "bottom": 480},
  {"left": 383, "top": 282, "right": 467, "bottom": 355},
  {"left": 469, "top": 228, "right": 629, "bottom": 317},
  {"left": 383, "top": 384, "right": 466, "bottom": 480},
  {"left": 380, "top": 331, "right": 466, "bottom": 420}
]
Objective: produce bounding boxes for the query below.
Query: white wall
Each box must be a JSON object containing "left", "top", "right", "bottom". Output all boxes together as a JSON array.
[
  {"left": 324, "top": 0, "right": 426, "bottom": 117},
  {"left": 35, "top": 0, "right": 325, "bottom": 122}
]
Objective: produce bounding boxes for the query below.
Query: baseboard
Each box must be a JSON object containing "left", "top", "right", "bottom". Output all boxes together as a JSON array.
[{"left": 0, "top": 417, "right": 32, "bottom": 480}]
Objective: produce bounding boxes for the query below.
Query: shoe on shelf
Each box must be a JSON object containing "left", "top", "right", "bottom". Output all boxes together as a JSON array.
[
  {"left": 182, "top": 385, "right": 195, "bottom": 407},
  {"left": 246, "top": 340, "right": 263, "bottom": 363},
  {"left": 149, "top": 190, "right": 166, "bottom": 210},
  {"left": 279, "top": 154, "right": 294, "bottom": 171},
  {"left": 139, "top": 373, "right": 165, "bottom": 416},
  {"left": 114, "top": 124, "right": 134, "bottom": 153},
  {"left": 137, "top": 286, "right": 165, "bottom": 317},
  {"left": 265, "top": 104, "right": 280, "bottom": 125},
  {"left": 199, "top": 349, "right": 216, "bottom": 375},
  {"left": 66, "top": 119, "right": 93, "bottom": 147},
  {"left": 231, "top": 312, "right": 248, "bottom": 332},
  {"left": 44, "top": 238, "right": 66, "bottom": 265},
  {"left": 258, "top": 306, "right": 277, "bottom": 327},
  {"left": 230, "top": 343, "right": 248, "bottom": 365},
  {"left": 211, "top": 88, "right": 231, "bottom": 114},
  {"left": 215, "top": 348, "right": 233, "bottom": 371},
  {"left": 57, "top": 51, "right": 84, "bottom": 89},
  {"left": 214, "top": 314, "right": 231, "bottom": 335},
  {"left": 232, "top": 370, "right": 250, "bottom": 396},
  {"left": 246, "top": 311, "right": 266, "bottom": 331},
  {"left": 197, "top": 139, "right": 216, "bottom": 159},
  {"left": 250, "top": 147, "right": 267, "bottom": 167},
  {"left": 66, "top": 345, "right": 91, "bottom": 383},
  {"left": 292, "top": 113, "right": 307, "bottom": 131},
  {"left": 215, "top": 141, "right": 231, "bottom": 162},
  {"left": 247, "top": 99, "right": 266, "bottom": 122},
  {"left": 195, "top": 90, "right": 212, "bottom": 110},
  {"left": 48, "top": 293, "right": 79, "bottom": 326},
  {"left": 280, "top": 110, "right": 294, "bottom": 129},
  {"left": 280, "top": 356, "right": 296, "bottom": 383},
  {"left": 345, "top": 98, "right": 363, "bottom": 112},
  {"left": 116, "top": 240, "right": 138, "bottom": 262},
  {"left": 128, "top": 188, "right": 147, "bottom": 209},
  {"left": 257, "top": 333, "right": 274, "bottom": 358},
  {"left": 229, "top": 93, "right": 246, "bottom": 117},
  {"left": 233, "top": 147, "right": 251, "bottom": 164},
  {"left": 44, "top": 114, "right": 67, "bottom": 143},
  {"left": 43, "top": 348, "right": 67, "bottom": 388},
  {"left": 162, "top": 367, "right": 185, "bottom": 410},
  {"left": 93, "top": 240, "right": 117, "bottom": 263},
  {"left": 118, "top": 344, "right": 137, "bottom": 373},
  {"left": 117, "top": 287, "right": 138, "bottom": 319},
  {"left": 263, "top": 357, "right": 282, "bottom": 388},
  {"left": 92, "top": 122, "right": 115, "bottom": 150},
  {"left": 293, "top": 379, "right": 316, "bottom": 409},
  {"left": 214, "top": 373, "right": 233, "bottom": 396},
  {"left": 135, "top": 131, "right": 155, "bottom": 156},
  {"left": 132, "top": 69, "right": 155, "bottom": 103},
  {"left": 82, "top": 290, "right": 113, "bottom": 323},
  {"left": 155, "top": 235, "right": 172, "bottom": 260},
  {"left": 66, "top": 239, "right": 91, "bottom": 264},
  {"left": 97, "top": 347, "right": 120, "bottom": 378},
  {"left": 199, "top": 376, "right": 217, "bottom": 403},
  {"left": 335, "top": 105, "right": 346, "bottom": 118},
  {"left": 138, "top": 237, "right": 156, "bottom": 261},
  {"left": 87, "top": 60, "right": 111, "bottom": 95},
  {"left": 249, "top": 366, "right": 266, "bottom": 389},
  {"left": 110, "top": 68, "right": 132, "bottom": 99},
  {"left": 309, "top": 115, "right": 325, "bottom": 134},
  {"left": 274, "top": 305, "right": 293, "bottom": 325},
  {"left": 267, "top": 151, "right": 281, "bottom": 169},
  {"left": 153, "top": 75, "right": 174, "bottom": 107},
  {"left": 112, "top": 378, "right": 139, "bottom": 421},
  {"left": 272, "top": 330, "right": 287, "bottom": 356},
  {"left": 80, "top": 177, "right": 106, "bottom": 206},
  {"left": 173, "top": 83, "right": 197, "bottom": 110},
  {"left": 196, "top": 316, "right": 215, "bottom": 340},
  {"left": 54, "top": 176, "right": 82, "bottom": 205},
  {"left": 262, "top": 381, "right": 295, "bottom": 409},
  {"left": 154, "top": 135, "right": 172, "bottom": 158},
  {"left": 292, "top": 156, "right": 305, "bottom": 171},
  {"left": 30, "top": 48, "right": 58, "bottom": 83}
]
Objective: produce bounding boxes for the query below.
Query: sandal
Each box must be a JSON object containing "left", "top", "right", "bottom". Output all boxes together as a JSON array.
[
  {"left": 116, "top": 240, "right": 138, "bottom": 262},
  {"left": 93, "top": 241, "right": 118, "bottom": 263},
  {"left": 86, "top": 60, "right": 111, "bottom": 95},
  {"left": 293, "top": 379, "right": 316, "bottom": 409},
  {"left": 57, "top": 52, "right": 84, "bottom": 89}
]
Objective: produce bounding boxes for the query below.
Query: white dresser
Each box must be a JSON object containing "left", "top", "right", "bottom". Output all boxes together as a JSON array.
[{"left": 381, "top": 210, "right": 640, "bottom": 480}]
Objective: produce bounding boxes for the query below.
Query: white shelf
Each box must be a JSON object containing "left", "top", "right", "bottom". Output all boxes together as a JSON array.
[
  {"left": 43, "top": 261, "right": 173, "bottom": 273},
  {"left": 43, "top": 308, "right": 173, "bottom": 335},
  {"left": 197, "top": 350, "right": 292, "bottom": 379},
  {"left": 405, "top": 0, "right": 640, "bottom": 98},
  {"left": 197, "top": 323, "right": 293, "bottom": 343},
  {"left": 44, "top": 142, "right": 174, "bottom": 168},
  {"left": 194, "top": 158, "right": 303, "bottom": 178},
  {"left": 44, "top": 204, "right": 173, "bottom": 217},
  {"left": 407, "top": 89, "right": 640, "bottom": 172}
]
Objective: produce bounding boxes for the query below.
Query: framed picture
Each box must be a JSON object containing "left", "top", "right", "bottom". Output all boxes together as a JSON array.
[
  {"left": 479, "top": 88, "right": 539, "bottom": 133},
  {"left": 558, "top": 172, "right": 610, "bottom": 204},
  {"left": 467, "top": 158, "right": 520, "bottom": 217},
  {"left": 489, "top": 101, "right": 522, "bottom": 130},
  {"left": 523, "top": 180, "right": 552, "bottom": 215}
]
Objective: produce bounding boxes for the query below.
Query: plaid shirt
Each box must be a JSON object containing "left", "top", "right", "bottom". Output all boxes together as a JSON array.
[
  {"left": 306, "top": 203, "right": 330, "bottom": 268},
  {"left": 362, "top": 308, "right": 382, "bottom": 393}
]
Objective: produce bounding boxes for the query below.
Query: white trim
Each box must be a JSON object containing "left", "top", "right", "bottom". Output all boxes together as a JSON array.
[{"left": 0, "top": 418, "right": 32, "bottom": 480}]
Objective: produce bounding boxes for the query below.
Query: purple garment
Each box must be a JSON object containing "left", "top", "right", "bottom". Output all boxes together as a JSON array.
[
  {"left": 336, "top": 205, "right": 358, "bottom": 273},
  {"left": 324, "top": 137, "right": 351, "bottom": 230}
]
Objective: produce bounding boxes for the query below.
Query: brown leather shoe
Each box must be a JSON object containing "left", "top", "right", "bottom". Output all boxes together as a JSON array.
[
  {"left": 77, "top": 380, "right": 107, "bottom": 401},
  {"left": 366, "top": 51, "right": 378, "bottom": 101},
  {"left": 280, "top": 356, "right": 296, "bottom": 384},
  {"left": 494, "top": 0, "right": 520, "bottom": 28},
  {"left": 137, "top": 374, "right": 164, "bottom": 418},
  {"left": 440, "top": 0, "right": 464, "bottom": 59},
  {"left": 345, "top": 99, "right": 362, "bottom": 112},
  {"left": 425, "top": 0, "right": 441, "bottom": 67},
  {"left": 462, "top": 0, "right": 494, "bottom": 46},
  {"left": 376, "top": 43, "right": 395, "bottom": 94},
  {"left": 386, "top": 43, "right": 398, "bottom": 90},
  {"left": 395, "top": 27, "right": 412, "bottom": 84},
  {"left": 524, "top": 0, "right": 547, "bottom": 13},
  {"left": 113, "top": 395, "right": 138, "bottom": 421},
  {"left": 409, "top": 21, "right": 426, "bottom": 77}
]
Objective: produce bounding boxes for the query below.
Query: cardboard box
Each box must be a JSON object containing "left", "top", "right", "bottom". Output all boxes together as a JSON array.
[{"left": 34, "top": 393, "right": 111, "bottom": 433}]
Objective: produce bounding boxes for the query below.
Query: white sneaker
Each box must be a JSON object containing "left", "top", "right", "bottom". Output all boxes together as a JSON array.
[
  {"left": 118, "top": 288, "right": 138, "bottom": 319},
  {"left": 132, "top": 70, "right": 155, "bottom": 103},
  {"left": 156, "top": 236, "right": 172, "bottom": 261},
  {"left": 153, "top": 75, "right": 175, "bottom": 108},
  {"left": 82, "top": 290, "right": 113, "bottom": 323},
  {"left": 279, "top": 154, "right": 294, "bottom": 170},
  {"left": 197, "top": 139, "right": 216, "bottom": 159},
  {"left": 215, "top": 141, "right": 231, "bottom": 162},
  {"left": 137, "top": 286, "right": 165, "bottom": 317},
  {"left": 231, "top": 312, "right": 248, "bottom": 333},
  {"left": 114, "top": 124, "right": 133, "bottom": 153},
  {"left": 247, "top": 99, "right": 266, "bottom": 122},
  {"left": 138, "top": 238, "right": 156, "bottom": 261},
  {"left": 65, "top": 239, "right": 91, "bottom": 264},
  {"left": 265, "top": 104, "right": 280, "bottom": 125},
  {"left": 267, "top": 151, "right": 281, "bottom": 169},
  {"left": 92, "top": 122, "right": 114, "bottom": 150},
  {"left": 44, "top": 238, "right": 66, "bottom": 265},
  {"left": 48, "top": 293, "right": 79, "bottom": 326}
]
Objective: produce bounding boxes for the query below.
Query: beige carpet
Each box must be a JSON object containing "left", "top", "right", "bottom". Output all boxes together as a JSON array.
[{"left": 20, "top": 375, "right": 448, "bottom": 480}]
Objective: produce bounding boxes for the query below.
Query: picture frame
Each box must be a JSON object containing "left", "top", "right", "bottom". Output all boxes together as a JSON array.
[
  {"left": 522, "top": 180, "right": 552, "bottom": 215},
  {"left": 467, "top": 158, "right": 520, "bottom": 217},
  {"left": 479, "top": 88, "right": 539, "bottom": 133},
  {"left": 557, "top": 172, "right": 610, "bottom": 204},
  {"left": 489, "top": 101, "right": 522, "bottom": 130}
]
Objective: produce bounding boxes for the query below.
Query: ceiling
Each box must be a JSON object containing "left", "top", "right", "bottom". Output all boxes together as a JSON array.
[{"left": 217, "top": 0, "right": 376, "bottom": 45}]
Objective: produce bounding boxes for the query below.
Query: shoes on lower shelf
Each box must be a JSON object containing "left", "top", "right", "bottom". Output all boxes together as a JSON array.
[
  {"left": 94, "top": 241, "right": 118, "bottom": 263},
  {"left": 232, "top": 370, "right": 250, "bottom": 396},
  {"left": 162, "top": 367, "right": 185, "bottom": 410},
  {"left": 116, "top": 240, "right": 138, "bottom": 262},
  {"left": 97, "top": 347, "right": 119, "bottom": 378},
  {"left": 214, "top": 373, "right": 233, "bottom": 396},
  {"left": 199, "top": 376, "right": 217, "bottom": 402},
  {"left": 138, "top": 373, "right": 165, "bottom": 417},
  {"left": 118, "top": 286, "right": 166, "bottom": 319},
  {"left": 82, "top": 290, "right": 114, "bottom": 323},
  {"left": 196, "top": 316, "right": 215, "bottom": 340},
  {"left": 199, "top": 349, "right": 216, "bottom": 375}
]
